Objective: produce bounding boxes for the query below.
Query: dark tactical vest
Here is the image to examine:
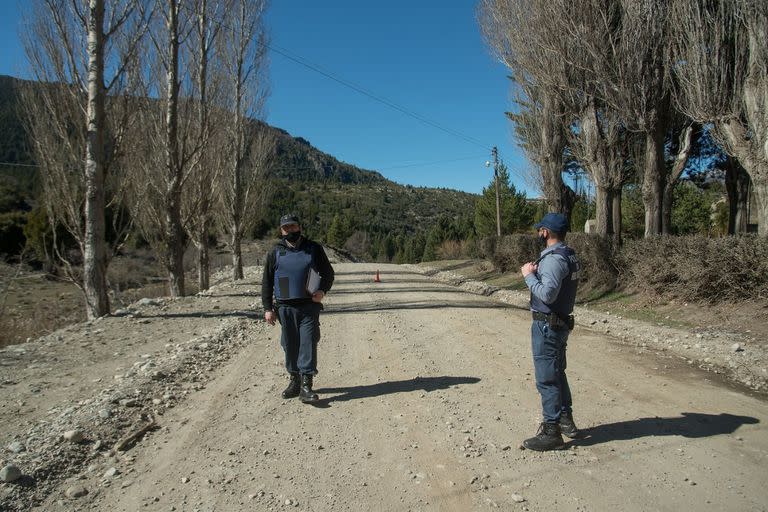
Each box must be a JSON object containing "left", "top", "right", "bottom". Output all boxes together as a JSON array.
[
  {"left": 530, "top": 245, "right": 580, "bottom": 317},
  {"left": 274, "top": 244, "right": 314, "bottom": 300}
]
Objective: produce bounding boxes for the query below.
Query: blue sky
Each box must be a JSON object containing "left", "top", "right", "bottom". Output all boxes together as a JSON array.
[{"left": 0, "top": 0, "right": 532, "bottom": 195}]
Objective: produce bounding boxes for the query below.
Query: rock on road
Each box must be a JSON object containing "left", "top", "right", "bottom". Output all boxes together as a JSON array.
[{"left": 58, "top": 263, "right": 768, "bottom": 510}]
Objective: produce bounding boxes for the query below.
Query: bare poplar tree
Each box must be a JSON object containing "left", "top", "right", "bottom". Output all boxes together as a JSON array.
[
  {"left": 22, "top": 0, "right": 149, "bottom": 319},
  {"left": 567, "top": 99, "right": 635, "bottom": 238},
  {"left": 129, "top": 0, "right": 211, "bottom": 296},
  {"left": 182, "top": 0, "right": 228, "bottom": 291},
  {"left": 525, "top": 0, "right": 636, "bottom": 238},
  {"left": 605, "top": 1, "right": 673, "bottom": 237},
  {"left": 217, "top": 0, "right": 271, "bottom": 280},
  {"left": 670, "top": 0, "right": 768, "bottom": 235},
  {"left": 479, "top": 0, "right": 576, "bottom": 218}
]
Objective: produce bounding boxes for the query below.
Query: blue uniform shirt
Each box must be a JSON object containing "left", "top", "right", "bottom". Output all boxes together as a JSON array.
[{"left": 525, "top": 241, "right": 579, "bottom": 315}]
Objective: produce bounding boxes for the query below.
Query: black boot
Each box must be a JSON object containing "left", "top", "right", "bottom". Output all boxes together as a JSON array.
[
  {"left": 559, "top": 412, "right": 579, "bottom": 439},
  {"left": 299, "top": 374, "right": 319, "bottom": 403},
  {"left": 281, "top": 373, "right": 301, "bottom": 399},
  {"left": 523, "top": 422, "right": 566, "bottom": 451}
]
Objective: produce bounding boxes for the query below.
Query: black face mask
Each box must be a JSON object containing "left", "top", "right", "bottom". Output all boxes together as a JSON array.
[{"left": 284, "top": 231, "right": 302, "bottom": 243}]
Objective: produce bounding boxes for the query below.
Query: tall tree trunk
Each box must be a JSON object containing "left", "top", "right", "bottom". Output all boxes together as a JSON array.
[
  {"left": 540, "top": 95, "right": 575, "bottom": 219},
  {"left": 661, "top": 185, "right": 674, "bottom": 235},
  {"left": 166, "top": 191, "right": 185, "bottom": 296},
  {"left": 753, "top": 182, "right": 768, "bottom": 236},
  {"left": 725, "top": 157, "right": 750, "bottom": 234},
  {"left": 231, "top": 229, "right": 243, "bottom": 280},
  {"left": 196, "top": 218, "right": 210, "bottom": 291},
  {"left": 719, "top": 119, "right": 767, "bottom": 236},
  {"left": 662, "top": 124, "right": 695, "bottom": 235},
  {"left": 165, "top": 0, "right": 185, "bottom": 296},
  {"left": 580, "top": 100, "right": 613, "bottom": 236},
  {"left": 611, "top": 187, "right": 623, "bottom": 244},
  {"left": 641, "top": 121, "right": 666, "bottom": 237},
  {"left": 83, "top": 0, "right": 109, "bottom": 319},
  {"left": 594, "top": 185, "right": 612, "bottom": 236},
  {"left": 194, "top": 0, "right": 211, "bottom": 292}
]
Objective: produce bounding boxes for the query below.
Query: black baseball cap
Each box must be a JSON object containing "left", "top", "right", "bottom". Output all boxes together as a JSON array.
[{"left": 279, "top": 214, "right": 300, "bottom": 227}]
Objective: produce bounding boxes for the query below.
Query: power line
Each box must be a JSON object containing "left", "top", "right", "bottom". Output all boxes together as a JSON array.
[
  {"left": 0, "top": 162, "right": 38, "bottom": 168},
  {"left": 266, "top": 43, "right": 493, "bottom": 151},
  {"left": 378, "top": 154, "right": 488, "bottom": 170},
  {"left": 174, "top": 2, "right": 493, "bottom": 151}
]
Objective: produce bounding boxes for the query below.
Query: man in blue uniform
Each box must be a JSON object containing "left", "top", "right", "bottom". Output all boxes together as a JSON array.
[
  {"left": 262, "top": 214, "right": 335, "bottom": 403},
  {"left": 520, "top": 213, "right": 581, "bottom": 450}
]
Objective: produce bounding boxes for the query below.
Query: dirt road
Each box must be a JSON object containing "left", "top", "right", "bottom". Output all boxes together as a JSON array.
[{"left": 10, "top": 263, "right": 768, "bottom": 511}]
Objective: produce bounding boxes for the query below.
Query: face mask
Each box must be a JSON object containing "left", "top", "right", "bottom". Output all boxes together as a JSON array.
[{"left": 284, "top": 231, "right": 302, "bottom": 243}]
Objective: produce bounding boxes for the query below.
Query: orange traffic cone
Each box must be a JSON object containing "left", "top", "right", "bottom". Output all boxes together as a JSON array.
[{"left": 374, "top": 270, "right": 381, "bottom": 283}]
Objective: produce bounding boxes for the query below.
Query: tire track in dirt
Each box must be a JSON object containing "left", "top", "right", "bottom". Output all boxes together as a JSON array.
[{"left": 30, "top": 263, "right": 768, "bottom": 511}]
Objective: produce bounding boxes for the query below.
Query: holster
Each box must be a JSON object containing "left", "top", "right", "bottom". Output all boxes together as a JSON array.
[{"left": 532, "top": 311, "right": 575, "bottom": 331}]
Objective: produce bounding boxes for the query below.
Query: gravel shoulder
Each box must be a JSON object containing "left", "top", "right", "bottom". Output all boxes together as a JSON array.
[
  {"left": 412, "top": 262, "right": 768, "bottom": 394},
  {"left": 1, "top": 262, "right": 767, "bottom": 511}
]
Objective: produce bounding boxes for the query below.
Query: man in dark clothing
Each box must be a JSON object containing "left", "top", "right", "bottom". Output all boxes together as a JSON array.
[
  {"left": 520, "top": 212, "right": 581, "bottom": 451},
  {"left": 261, "top": 214, "right": 335, "bottom": 403}
]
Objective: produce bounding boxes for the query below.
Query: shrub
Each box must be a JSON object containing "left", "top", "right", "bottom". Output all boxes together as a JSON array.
[
  {"left": 492, "top": 234, "right": 539, "bottom": 272},
  {"left": 565, "top": 233, "right": 619, "bottom": 299},
  {"left": 437, "top": 239, "right": 469, "bottom": 260},
  {"left": 477, "top": 236, "right": 497, "bottom": 259},
  {"left": 620, "top": 235, "right": 768, "bottom": 302},
  {"left": 490, "top": 233, "right": 619, "bottom": 299},
  {"left": 22, "top": 207, "right": 77, "bottom": 265}
]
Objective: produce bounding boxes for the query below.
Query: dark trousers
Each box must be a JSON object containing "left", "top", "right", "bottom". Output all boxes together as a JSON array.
[
  {"left": 277, "top": 302, "right": 321, "bottom": 375},
  {"left": 531, "top": 319, "right": 573, "bottom": 422}
]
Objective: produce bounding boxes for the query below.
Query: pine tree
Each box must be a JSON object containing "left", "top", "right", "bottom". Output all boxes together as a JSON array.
[
  {"left": 474, "top": 163, "right": 534, "bottom": 237},
  {"left": 326, "top": 213, "right": 344, "bottom": 247}
]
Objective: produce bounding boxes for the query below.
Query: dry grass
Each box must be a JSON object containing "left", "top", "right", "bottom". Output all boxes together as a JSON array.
[
  {"left": 0, "top": 240, "right": 276, "bottom": 347},
  {"left": 0, "top": 271, "right": 84, "bottom": 348}
]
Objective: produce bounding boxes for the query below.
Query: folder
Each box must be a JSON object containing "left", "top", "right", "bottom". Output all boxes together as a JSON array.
[{"left": 306, "top": 268, "right": 322, "bottom": 294}]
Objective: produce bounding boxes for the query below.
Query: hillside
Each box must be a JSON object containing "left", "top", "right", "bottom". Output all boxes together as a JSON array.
[{"left": 0, "top": 74, "right": 477, "bottom": 258}]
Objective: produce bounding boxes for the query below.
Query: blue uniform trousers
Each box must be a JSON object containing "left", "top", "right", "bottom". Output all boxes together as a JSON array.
[
  {"left": 277, "top": 302, "right": 321, "bottom": 375},
  {"left": 531, "top": 319, "right": 573, "bottom": 422}
]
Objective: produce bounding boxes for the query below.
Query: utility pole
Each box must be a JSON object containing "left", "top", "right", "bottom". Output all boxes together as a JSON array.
[{"left": 492, "top": 146, "right": 501, "bottom": 237}]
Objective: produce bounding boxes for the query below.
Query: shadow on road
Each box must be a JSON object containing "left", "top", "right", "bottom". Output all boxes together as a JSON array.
[
  {"left": 335, "top": 278, "right": 432, "bottom": 285},
  {"left": 573, "top": 412, "right": 759, "bottom": 446},
  {"left": 321, "top": 300, "right": 518, "bottom": 314},
  {"left": 137, "top": 310, "right": 259, "bottom": 320},
  {"left": 333, "top": 270, "right": 423, "bottom": 276},
  {"left": 313, "top": 376, "right": 480, "bottom": 407},
  {"left": 328, "top": 287, "right": 469, "bottom": 295}
]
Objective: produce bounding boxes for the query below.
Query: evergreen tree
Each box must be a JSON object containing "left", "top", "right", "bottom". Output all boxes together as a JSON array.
[
  {"left": 569, "top": 193, "right": 593, "bottom": 234},
  {"left": 671, "top": 181, "right": 716, "bottom": 235},
  {"left": 474, "top": 163, "right": 534, "bottom": 236},
  {"left": 422, "top": 225, "right": 443, "bottom": 261},
  {"left": 326, "top": 213, "right": 344, "bottom": 247}
]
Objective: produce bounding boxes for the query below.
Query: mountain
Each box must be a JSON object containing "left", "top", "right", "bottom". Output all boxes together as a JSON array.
[{"left": 0, "top": 74, "right": 477, "bottom": 261}]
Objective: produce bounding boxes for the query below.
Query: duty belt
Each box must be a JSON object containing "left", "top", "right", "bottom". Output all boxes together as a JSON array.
[{"left": 532, "top": 311, "right": 574, "bottom": 331}]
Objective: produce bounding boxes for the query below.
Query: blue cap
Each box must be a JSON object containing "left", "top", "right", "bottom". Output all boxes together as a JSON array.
[
  {"left": 279, "top": 214, "right": 300, "bottom": 227},
  {"left": 534, "top": 213, "right": 569, "bottom": 233}
]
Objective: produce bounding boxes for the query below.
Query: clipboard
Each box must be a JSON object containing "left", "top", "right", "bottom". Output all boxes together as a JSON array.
[{"left": 306, "top": 268, "right": 322, "bottom": 294}]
